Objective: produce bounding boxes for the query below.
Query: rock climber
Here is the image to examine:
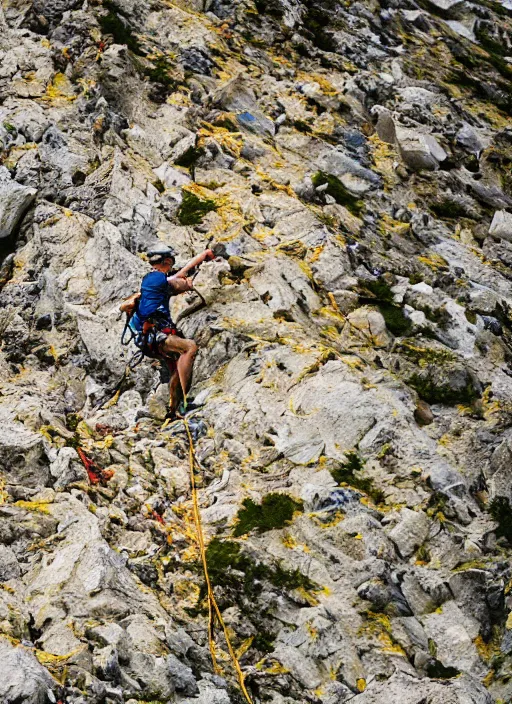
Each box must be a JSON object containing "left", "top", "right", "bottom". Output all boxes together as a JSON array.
[{"left": 130, "top": 244, "right": 215, "bottom": 418}]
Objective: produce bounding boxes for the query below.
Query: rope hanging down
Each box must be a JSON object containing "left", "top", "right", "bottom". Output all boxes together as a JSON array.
[{"left": 182, "top": 418, "right": 254, "bottom": 704}]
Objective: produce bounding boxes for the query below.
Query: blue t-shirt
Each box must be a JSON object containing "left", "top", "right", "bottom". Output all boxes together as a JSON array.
[{"left": 138, "top": 270, "right": 174, "bottom": 321}]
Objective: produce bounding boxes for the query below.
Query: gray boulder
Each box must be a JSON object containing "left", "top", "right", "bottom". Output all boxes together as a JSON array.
[
  {"left": 0, "top": 167, "right": 37, "bottom": 239},
  {"left": 0, "top": 418, "right": 49, "bottom": 488},
  {"left": 0, "top": 6, "right": 9, "bottom": 50},
  {"left": 449, "top": 569, "right": 490, "bottom": 633},
  {"left": 401, "top": 568, "right": 451, "bottom": 615},
  {"left": 316, "top": 147, "right": 381, "bottom": 193},
  {"left": 424, "top": 0, "right": 466, "bottom": 14},
  {"left": 32, "top": 0, "right": 81, "bottom": 25},
  {"left": 456, "top": 123, "right": 486, "bottom": 155},
  {"left": 0, "top": 545, "right": 21, "bottom": 581},
  {"left": 180, "top": 678, "right": 231, "bottom": 704},
  {"left": 422, "top": 600, "right": 484, "bottom": 676},
  {"left": 0, "top": 638, "right": 57, "bottom": 703},
  {"left": 214, "top": 75, "right": 275, "bottom": 137},
  {"left": 388, "top": 509, "right": 429, "bottom": 558},
  {"left": 374, "top": 110, "right": 447, "bottom": 171},
  {"left": 489, "top": 210, "right": 512, "bottom": 242},
  {"left": 395, "top": 126, "right": 447, "bottom": 172},
  {"left": 486, "top": 434, "right": 512, "bottom": 501},
  {"left": 354, "top": 670, "right": 491, "bottom": 703},
  {"left": 50, "top": 447, "right": 88, "bottom": 490}
]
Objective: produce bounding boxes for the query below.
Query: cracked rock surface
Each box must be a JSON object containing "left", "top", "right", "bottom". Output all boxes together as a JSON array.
[{"left": 1, "top": 0, "right": 512, "bottom": 702}]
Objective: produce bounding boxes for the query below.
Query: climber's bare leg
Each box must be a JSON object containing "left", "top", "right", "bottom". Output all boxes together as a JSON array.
[
  {"left": 168, "top": 370, "right": 181, "bottom": 416},
  {"left": 161, "top": 335, "right": 198, "bottom": 403}
]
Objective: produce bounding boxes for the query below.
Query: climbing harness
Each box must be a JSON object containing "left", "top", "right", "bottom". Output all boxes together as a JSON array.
[
  {"left": 120, "top": 281, "right": 205, "bottom": 371},
  {"left": 183, "top": 417, "right": 254, "bottom": 704},
  {"left": 120, "top": 291, "right": 180, "bottom": 370}
]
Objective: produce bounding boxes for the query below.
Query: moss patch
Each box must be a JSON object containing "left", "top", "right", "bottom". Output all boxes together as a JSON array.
[
  {"left": 425, "top": 659, "right": 460, "bottom": 679},
  {"left": 312, "top": 171, "right": 364, "bottom": 215},
  {"left": 357, "top": 279, "right": 412, "bottom": 336},
  {"left": 330, "top": 452, "right": 385, "bottom": 504},
  {"left": 233, "top": 493, "right": 304, "bottom": 537},
  {"left": 212, "top": 113, "right": 240, "bottom": 132},
  {"left": 174, "top": 145, "right": 205, "bottom": 169},
  {"left": 98, "top": 1, "right": 141, "bottom": 53},
  {"left": 362, "top": 278, "right": 394, "bottom": 303},
  {"left": 145, "top": 56, "right": 177, "bottom": 88},
  {"left": 252, "top": 631, "right": 276, "bottom": 653},
  {"left": 177, "top": 190, "right": 217, "bottom": 226},
  {"left": 397, "top": 340, "right": 457, "bottom": 365},
  {"left": 379, "top": 303, "right": 412, "bottom": 337},
  {"left": 415, "top": 543, "right": 431, "bottom": 565},
  {"left": 66, "top": 413, "right": 81, "bottom": 432},
  {"left": 489, "top": 496, "right": 512, "bottom": 544},
  {"left": 430, "top": 199, "right": 469, "bottom": 219},
  {"left": 407, "top": 372, "right": 478, "bottom": 406},
  {"left": 204, "top": 538, "right": 317, "bottom": 598}
]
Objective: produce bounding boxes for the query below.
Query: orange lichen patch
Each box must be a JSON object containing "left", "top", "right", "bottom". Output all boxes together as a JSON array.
[
  {"left": 306, "top": 621, "right": 319, "bottom": 640},
  {"left": 417, "top": 253, "right": 449, "bottom": 270},
  {"left": 0, "top": 478, "right": 8, "bottom": 505},
  {"left": 35, "top": 646, "right": 86, "bottom": 670},
  {"left": 254, "top": 166, "right": 297, "bottom": 197},
  {"left": 76, "top": 77, "right": 97, "bottom": 98},
  {"left": 235, "top": 636, "right": 254, "bottom": 659},
  {"left": 307, "top": 245, "right": 324, "bottom": 263},
  {"left": 197, "top": 123, "right": 244, "bottom": 158},
  {"left": 378, "top": 213, "right": 410, "bottom": 238},
  {"left": 474, "top": 630, "right": 502, "bottom": 663},
  {"left": 41, "top": 72, "right": 77, "bottom": 103},
  {"left": 255, "top": 658, "right": 290, "bottom": 674},
  {"left": 3, "top": 143, "right": 38, "bottom": 170},
  {"left": 359, "top": 612, "right": 407, "bottom": 657},
  {"left": 298, "top": 72, "right": 339, "bottom": 96},
  {"left": 368, "top": 134, "right": 400, "bottom": 189},
  {"left": 14, "top": 500, "right": 52, "bottom": 515}
]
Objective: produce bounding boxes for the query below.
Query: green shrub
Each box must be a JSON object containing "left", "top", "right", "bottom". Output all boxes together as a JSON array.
[
  {"left": 489, "top": 496, "right": 512, "bottom": 543},
  {"left": 311, "top": 171, "right": 364, "bottom": 215},
  {"left": 177, "top": 190, "right": 217, "bottom": 226},
  {"left": 233, "top": 493, "right": 304, "bottom": 537},
  {"left": 330, "top": 452, "right": 385, "bottom": 504},
  {"left": 98, "top": 1, "right": 141, "bottom": 53}
]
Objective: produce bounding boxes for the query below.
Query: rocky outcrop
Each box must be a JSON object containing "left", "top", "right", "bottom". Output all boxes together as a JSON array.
[
  {"left": 0, "top": 167, "right": 37, "bottom": 238},
  {"left": 1, "top": 0, "right": 512, "bottom": 701},
  {"left": 0, "top": 637, "right": 58, "bottom": 704}
]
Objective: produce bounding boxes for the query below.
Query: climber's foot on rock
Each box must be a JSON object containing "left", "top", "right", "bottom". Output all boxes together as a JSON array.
[{"left": 178, "top": 399, "right": 202, "bottom": 416}]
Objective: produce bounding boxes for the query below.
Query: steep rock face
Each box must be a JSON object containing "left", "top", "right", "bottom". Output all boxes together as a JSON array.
[{"left": 1, "top": 0, "right": 512, "bottom": 702}]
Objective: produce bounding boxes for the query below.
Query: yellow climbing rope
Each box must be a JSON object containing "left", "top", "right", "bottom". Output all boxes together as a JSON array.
[{"left": 182, "top": 418, "right": 254, "bottom": 704}]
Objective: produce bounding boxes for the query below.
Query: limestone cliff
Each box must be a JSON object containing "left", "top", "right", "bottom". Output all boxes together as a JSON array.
[{"left": 1, "top": 0, "right": 512, "bottom": 702}]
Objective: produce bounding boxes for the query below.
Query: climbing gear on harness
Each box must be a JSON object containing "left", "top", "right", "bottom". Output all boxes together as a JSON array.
[
  {"left": 120, "top": 289, "right": 181, "bottom": 369},
  {"left": 183, "top": 417, "right": 253, "bottom": 704},
  {"left": 140, "top": 318, "right": 177, "bottom": 357},
  {"left": 131, "top": 323, "right": 181, "bottom": 370}
]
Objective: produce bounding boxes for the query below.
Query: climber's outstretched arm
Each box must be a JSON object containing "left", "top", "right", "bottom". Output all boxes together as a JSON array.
[
  {"left": 174, "top": 249, "right": 215, "bottom": 279},
  {"left": 167, "top": 275, "right": 194, "bottom": 293}
]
